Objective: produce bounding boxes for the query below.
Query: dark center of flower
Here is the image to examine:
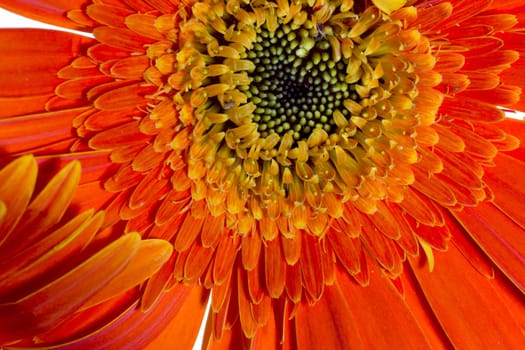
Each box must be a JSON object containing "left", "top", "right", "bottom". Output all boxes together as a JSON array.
[
  {"left": 245, "top": 25, "right": 353, "bottom": 140},
  {"left": 171, "top": 0, "right": 426, "bottom": 237}
]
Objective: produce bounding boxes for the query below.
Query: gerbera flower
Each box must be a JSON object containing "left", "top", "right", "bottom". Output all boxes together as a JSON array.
[{"left": 1, "top": 0, "right": 524, "bottom": 348}]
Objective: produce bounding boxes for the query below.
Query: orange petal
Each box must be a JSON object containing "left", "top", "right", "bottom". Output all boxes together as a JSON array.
[
  {"left": 397, "top": 268, "right": 457, "bottom": 348},
  {"left": 455, "top": 37, "right": 503, "bottom": 57},
  {"left": 213, "top": 236, "right": 239, "bottom": 285},
  {"left": 0, "top": 233, "right": 141, "bottom": 344},
  {"left": 409, "top": 243, "right": 525, "bottom": 348},
  {"left": 327, "top": 227, "right": 362, "bottom": 275},
  {"left": 387, "top": 203, "right": 420, "bottom": 256},
  {"left": 86, "top": 3, "right": 134, "bottom": 27},
  {"left": 105, "top": 164, "right": 144, "bottom": 192},
  {"left": 452, "top": 203, "right": 525, "bottom": 293},
  {"left": 0, "top": 210, "right": 102, "bottom": 299},
  {"left": 434, "top": 53, "right": 465, "bottom": 72},
  {"left": 285, "top": 262, "right": 303, "bottom": 303},
  {"left": 141, "top": 252, "right": 176, "bottom": 312},
  {"left": 89, "top": 120, "right": 151, "bottom": 149},
  {"left": 93, "top": 83, "right": 156, "bottom": 110},
  {"left": 484, "top": 153, "right": 525, "bottom": 228},
  {"left": 174, "top": 212, "right": 205, "bottom": 252},
  {"left": 399, "top": 187, "right": 443, "bottom": 226},
  {"left": 206, "top": 315, "right": 247, "bottom": 350},
  {"left": 74, "top": 181, "right": 116, "bottom": 214},
  {"left": 449, "top": 123, "right": 498, "bottom": 159},
  {"left": 93, "top": 26, "right": 155, "bottom": 52},
  {"left": 184, "top": 240, "right": 214, "bottom": 282},
  {"left": 250, "top": 294, "right": 272, "bottom": 327},
  {"left": 200, "top": 213, "right": 225, "bottom": 248},
  {"left": 440, "top": 96, "right": 505, "bottom": 122},
  {"left": 412, "top": 167, "right": 457, "bottom": 207},
  {"left": 495, "top": 118, "right": 525, "bottom": 160},
  {"left": 55, "top": 76, "right": 112, "bottom": 100},
  {"left": 0, "top": 1, "right": 92, "bottom": 30},
  {"left": 211, "top": 267, "right": 233, "bottom": 314},
  {"left": 53, "top": 284, "right": 206, "bottom": 350},
  {"left": 87, "top": 43, "right": 131, "bottom": 62},
  {"left": 0, "top": 94, "right": 51, "bottom": 118},
  {"left": 247, "top": 264, "right": 264, "bottom": 304},
  {"left": 439, "top": 0, "right": 492, "bottom": 29},
  {"left": 0, "top": 29, "right": 93, "bottom": 97},
  {"left": 462, "top": 49, "right": 519, "bottom": 71},
  {"left": 446, "top": 212, "right": 494, "bottom": 278},
  {"left": 81, "top": 239, "right": 173, "bottom": 310},
  {"left": 109, "top": 55, "right": 150, "bottom": 79},
  {"left": 241, "top": 229, "right": 262, "bottom": 271},
  {"left": 0, "top": 155, "right": 37, "bottom": 242},
  {"left": 409, "top": 217, "right": 450, "bottom": 251},
  {"left": 281, "top": 233, "right": 301, "bottom": 265},
  {"left": 0, "top": 108, "right": 88, "bottom": 154},
  {"left": 295, "top": 279, "right": 365, "bottom": 350},
  {"left": 264, "top": 238, "right": 287, "bottom": 298},
  {"left": 300, "top": 234, "right": 325, "bottom": 302},
  {"left": 460, "top": 85, "right": 521, "bottom": 107},
  {"left": 125, "top": 14, "right": 166, "bottom": 40},
  {"left": 368, "top": 201, "right": 402, "bottom": 239},
  {"left": 84, "top": 108, "right": 136, "bottom": 131},
  {"left": 463, "top": 71, "right": 500, "bottom": 90},
  {"left": 2, "top": 160, "right": 81, "bottom": 254},
  {"left": 36, "top": 150, "right": 113, "bottom": 185},
  {"left": 128, "top": 165, "right": 169, "bottom": 209},
  {"left": 361, "top": 217, "right": 402, "bottom": 274},
  {"left": 435, "top": 148, "right": 483, "bottom": 189},
  {"left": 237, "top": 268, "right": 258, "bottom": 338},
  {"left": 154, "top": 189, "right": 191, "bottom": 226},
  {"left": 137, "top": 0, "right": 177, "bottom": 13},
  {"left": 119, "top": 0, "right": 155, "bottom": 12},
  {"left": 143, "top": 286, "right": 208, "bottom": 350},
  {"left": 409, "top": 2, "right": 452, "bottom": 30},
  {"left": 336, "top": 267, "right": 433, "bottom": 349}
]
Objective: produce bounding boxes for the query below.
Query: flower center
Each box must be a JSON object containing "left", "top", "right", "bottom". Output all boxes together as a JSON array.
[
  {"left": 170, "top": 0, "right": 433, "bottom": 238},
  {"left": 246, "top": 25, "right": 352, "bottom": 140}
]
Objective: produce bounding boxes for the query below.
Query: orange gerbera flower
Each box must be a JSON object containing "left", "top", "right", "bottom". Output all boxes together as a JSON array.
[{"left": 1, "top": 0, "right": 525, "bottom": 348}]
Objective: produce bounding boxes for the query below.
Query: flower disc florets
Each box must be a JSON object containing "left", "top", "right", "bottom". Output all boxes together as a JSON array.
[
  {"left": 172, "top": 0, "right": 436, "bottom": 238},
  {"left": 246, "top": 24, "right": 351, "bottom": 139}
]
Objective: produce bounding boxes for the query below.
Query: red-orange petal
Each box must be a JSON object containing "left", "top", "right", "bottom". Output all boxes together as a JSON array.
[
  {"left": 0, "top": 108, "right": 89, "bottom": 155},
  {"left": 57, "top": 284, "right": 206, "bottom": 350},
  {"left": 295, "top": 280, "right": 365, "bottom": 350},
  {"left": 0, "top": 29, "right": 93, "bottom": 97},
  {"left": 265, "top": 238, "right": 287, "bottom": 298},
  {"left": 143, "top": 286, "right": 208, "bottom": 350},
  {"left": 93, "top": 26, "right": 155, "bottom": 52},
  {"left": 86, "top": 3, "right": 134, "bottom": 27},
  {"left": 452, "top": 203, "right": 525, "bottom": 293},
  {"left": 0, "top": 95, "right": 51, "bottom": 118},
  {"left": 0, "top": 210, "right": 102, "bottom": 299},
  {"left": 409, "top": 243, "right": 525, "bottom": 348},
  {"left": 81, "top": 238, "right": 173, "bottom": 310},
  {"left": 93, "top": 83, "right": 156, "bottom": 111},
  {"left": 0, "top": 155, "right": 37, "bottom": 241},
  {"left": 0, "top": 0, "right": 93, "bottom": 31},
  {"left": 484, "top": 153, "right": 525, "bottom": 228},
  {"left": 0, "top": 233, "right": 141, "bottom": 344},
  {"left": 2, "top": 160, "right": 81, "bottom": 254}
]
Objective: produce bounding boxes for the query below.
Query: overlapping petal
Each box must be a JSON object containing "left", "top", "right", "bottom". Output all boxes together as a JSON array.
[{"left": 0, "top": 156, "right": 201, "bottom": 348}]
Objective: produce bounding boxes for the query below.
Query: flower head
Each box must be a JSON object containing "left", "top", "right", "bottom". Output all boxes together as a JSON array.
[{"left": 1, "top": 0, "right": 525, "bottom": 348}]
